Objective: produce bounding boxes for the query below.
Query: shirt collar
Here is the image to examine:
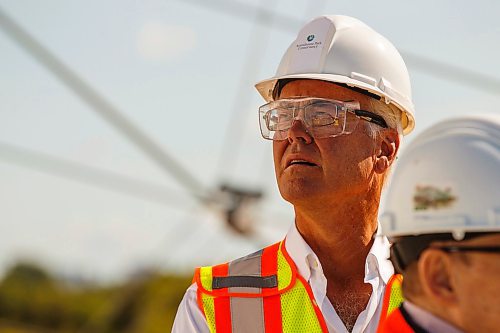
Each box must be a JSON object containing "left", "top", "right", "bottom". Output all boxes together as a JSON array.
[
  {"left": 284, "top": 222, "right": 316, "bottom": 281},
  {"left": 369, "top": 231, "right": 394, "bottom": 283},
  {"left": 284, "top": 222, "right": 394, "bottom": 284}
]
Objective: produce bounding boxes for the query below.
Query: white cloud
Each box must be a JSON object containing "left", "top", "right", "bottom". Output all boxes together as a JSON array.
[{"left": 137, "top": 21, "right": 197, "bottom": 62}]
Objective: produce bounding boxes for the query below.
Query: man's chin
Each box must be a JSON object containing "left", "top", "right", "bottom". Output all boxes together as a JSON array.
[{"left": 279, "top": 182, "right": 323, "bottom": 205}]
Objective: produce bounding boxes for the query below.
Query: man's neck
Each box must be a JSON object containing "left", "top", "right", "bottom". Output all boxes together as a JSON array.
[
  {"left": 293, "top": 194, "right": 379, "bottom": 282},
  {"left": 293, "top": 192, "right": 380, "bottom": 331}
]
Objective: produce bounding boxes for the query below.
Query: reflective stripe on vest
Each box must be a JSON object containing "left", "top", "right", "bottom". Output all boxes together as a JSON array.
[{"left": 194, "top": 239, "right": 404, "bottom": 333}]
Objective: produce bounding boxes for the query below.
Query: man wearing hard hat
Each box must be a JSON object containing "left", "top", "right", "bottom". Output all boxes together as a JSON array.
[
  {"left": 378, "top": 115, "right": 500, "bottom": 333},
  {"left": 174, "top": 15, "right": 415, "bottom": 332}
]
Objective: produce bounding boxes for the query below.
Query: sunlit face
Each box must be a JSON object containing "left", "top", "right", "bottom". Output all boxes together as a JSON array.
[
  {"left": 446, "top": 233, "right": 500, "bottom": 333},
  {"left": 272, "top": 79, "right": 386, "bottom": 205}
]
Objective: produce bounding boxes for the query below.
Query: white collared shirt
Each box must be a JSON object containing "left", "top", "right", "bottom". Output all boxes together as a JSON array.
[{"left": 172, "top": 223, "right": 394, "bottom": 333}]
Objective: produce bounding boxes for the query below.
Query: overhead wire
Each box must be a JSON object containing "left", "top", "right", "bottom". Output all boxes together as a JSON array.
[
  {"left": 176, "top": 0, "right": 500, "bottom": 96},
  {"left": 0, "top": 5, "right": 273, "bottom": 243},
  {"left": 0, "top": 6, "right": 209, "bottom": 204},
  {"left": 0, "top": 141, "right": 195, "bottom": 210},
  {"left": 214, "top": 0, "right": 278, "bottom": 182},
  {"left": 180, "top": 0, "right": 300, "bottom": 31},
  {"left": 0, "top": 3, "right": 274, "bottom": 253},
  {"left": 2, "top": 0, "right": 499, "bottom": 260},
  {"left": 402, "top": 51, "right": 500, "bottom": 96}
]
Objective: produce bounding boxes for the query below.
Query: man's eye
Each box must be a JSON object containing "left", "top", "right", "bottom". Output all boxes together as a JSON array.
[
  {"left": 310, "top": 113, "right": 337, "bottom": 127},
  {"left": 267, "top": 110, "right": 292, "bottom": 131}
]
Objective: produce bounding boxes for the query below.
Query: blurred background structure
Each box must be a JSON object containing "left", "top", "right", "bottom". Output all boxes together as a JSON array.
[{"left": 0, "top": 0, "right": 499, "bottom": 331}]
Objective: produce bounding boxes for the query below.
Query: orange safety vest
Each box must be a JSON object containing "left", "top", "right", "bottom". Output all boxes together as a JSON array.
[
  {"left": 376, "top": 308, "right": 416, "bottom": 333},
  {"left": 194, "top": 239, "right": 404, "bottom": 333}
]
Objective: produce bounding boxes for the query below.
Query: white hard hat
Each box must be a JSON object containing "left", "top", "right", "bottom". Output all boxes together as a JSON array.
[
  {"left": 381, "top": 114, "right": 500, "bottom": 240},
  {"left": 255, "top": 15, "right": 415, "bottom": 135}
]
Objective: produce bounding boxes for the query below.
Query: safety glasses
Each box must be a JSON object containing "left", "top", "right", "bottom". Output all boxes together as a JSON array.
[{"left": 259, "top": 97, "right": 387, "bottom": 141}]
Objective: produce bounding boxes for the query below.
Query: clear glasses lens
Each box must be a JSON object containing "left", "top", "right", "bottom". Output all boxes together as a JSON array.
[{"left": 259, "top": 98, "right": 361, "bottom": 140}]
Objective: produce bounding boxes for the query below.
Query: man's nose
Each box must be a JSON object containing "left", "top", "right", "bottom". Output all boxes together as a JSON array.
[{"left": 287, "top": 117, "right": 313, "bottom": 144}]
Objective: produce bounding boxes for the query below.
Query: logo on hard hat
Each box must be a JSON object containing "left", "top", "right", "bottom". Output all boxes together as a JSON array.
[
  {"left": 414, "top": 185, "right": 457, "bottom": 211},
  {"left": 296, "top": 34, "right": 322, "bottom": 50}
]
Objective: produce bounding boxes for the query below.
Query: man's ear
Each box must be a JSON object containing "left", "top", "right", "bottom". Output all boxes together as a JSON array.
[
  {"left": 418, "top": 249, "right": 458, "bottom": 306},
  {"left": 374, "top": 129, "right": 400, "bottom": 174}
]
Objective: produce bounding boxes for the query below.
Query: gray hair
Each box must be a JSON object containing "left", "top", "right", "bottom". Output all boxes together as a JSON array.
[
  {"left": 365, "top": 100, "right": 404, "bottom": 188},
  {"left": 365, "top": 100, "right": 404, "bottom": 140}
]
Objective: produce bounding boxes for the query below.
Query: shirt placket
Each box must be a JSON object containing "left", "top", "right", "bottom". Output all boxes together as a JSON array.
[{"left": 307, "top": 254, "right": 349, "bottom": 333}]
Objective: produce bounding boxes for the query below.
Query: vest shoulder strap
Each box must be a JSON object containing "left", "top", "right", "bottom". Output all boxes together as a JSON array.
[
  {"left": 380, "top": 273, "right": 404, "bottom": 321},
  {"left": 194, "top": 240, "right": 297, "bottom": 298}
]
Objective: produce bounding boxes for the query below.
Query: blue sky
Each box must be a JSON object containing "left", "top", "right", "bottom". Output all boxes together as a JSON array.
[{"left": 0, "top": 0, "right": 499, "bottom": 282}]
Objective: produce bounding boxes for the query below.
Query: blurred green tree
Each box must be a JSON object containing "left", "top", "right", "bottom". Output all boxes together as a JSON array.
[{"left": 0, "top": 261, "right": 191, "bottom": 332}]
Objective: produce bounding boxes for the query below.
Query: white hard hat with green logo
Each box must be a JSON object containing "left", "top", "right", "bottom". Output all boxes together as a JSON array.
[
  {"left": 381, "top": 114, "right": 500, "bottom": 239},
  {"left": 255, "top": 15, "right": 415, "bottom": 135}
]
